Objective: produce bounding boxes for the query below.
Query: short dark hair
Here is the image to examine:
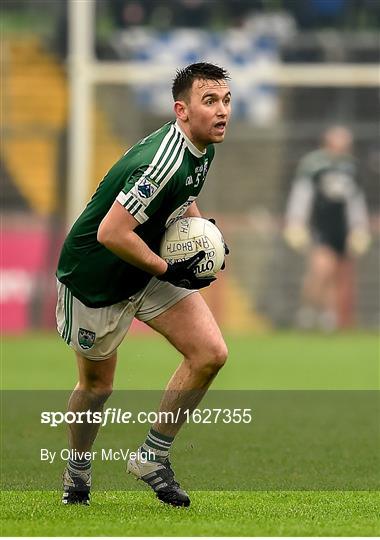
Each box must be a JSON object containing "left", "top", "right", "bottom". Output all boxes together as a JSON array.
[{"left": 172, "top": 62, "right": 230, "bottom": 101}]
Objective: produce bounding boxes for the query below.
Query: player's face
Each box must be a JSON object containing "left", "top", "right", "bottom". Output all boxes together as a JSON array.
[
  {"left": 184, "top": 79, "right": 231, "bottom": 150},
  {"left": 324, "top": 127, "right": 353, "bottom": 155}
]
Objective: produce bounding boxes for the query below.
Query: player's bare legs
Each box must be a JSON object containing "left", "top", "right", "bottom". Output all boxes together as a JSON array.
[
  {"left": 62, "top": 352, "right": 116, "bottom": 505},
  {"left": 301, "top": 246, "right": 339, "bottom": 330},
  {"left": 336, "top": 257, "right": 355, "bottom": 328},
  {"left": 303, "top": 246, "right": 337, "bottom": 308},
  {"left": 127, "top": 293, "right": 227, "bottom": 507},
  {"left": 67, "top": 352, "right": 117, "bottom": 452},
  {"left": 146, "top": 292, "right": 227, "bottom": 436}
]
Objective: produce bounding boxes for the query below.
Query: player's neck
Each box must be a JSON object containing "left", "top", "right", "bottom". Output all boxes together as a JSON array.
[{"left": 175, "top": 120, "right": 207, "bottom": 155}]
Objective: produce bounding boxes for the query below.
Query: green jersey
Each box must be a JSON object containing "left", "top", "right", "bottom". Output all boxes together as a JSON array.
[{"left": 57, "top": 121, "right": 215, "bottom": 307}]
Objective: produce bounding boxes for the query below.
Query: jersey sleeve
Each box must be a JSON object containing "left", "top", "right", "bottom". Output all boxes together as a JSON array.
[
  {"left": 116, "top": 165, "right": 174, "bottom": 224},
  {"left": 295, "top": 153, "right": 318, "bottom": 180},
  {"left": 285, "top": 152, "right": 318, "bottom": 225},
  {"left": 285, "top": 177, "right": 315, "bottom": 225}
]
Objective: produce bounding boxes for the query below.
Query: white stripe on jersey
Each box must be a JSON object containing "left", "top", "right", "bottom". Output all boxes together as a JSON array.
[
  {"left": 116, "top": 191, "right": 147, "bottom": 221},
  {"left": 133, "top": 139, "right": 186, "bottom": 223},
  {"left": 116, "top": 128, "right": 187, "bottom": 224},
  {"left": 151, "top": 132, "right": 183, "bottom": 186},
  {"left": 121, "top": 193, "right": 143, "bottom": 217},
  {"left": 149, "top": 130, "right": 181, "bottom": 183},
  {"left": 138, "top": 124, "right": 177, "bottom": 184},
  {"left": 141, "top": 139, "right": 186, "bottom": 206},
  {"left": 127, "top": 198, "right": 142, "bottom": 214}
]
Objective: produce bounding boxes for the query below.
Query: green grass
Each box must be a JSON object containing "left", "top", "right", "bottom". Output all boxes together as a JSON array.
[
  {"left": 2, "top": 331, "right": 379, "bottom": 390},
  {"left": 1, "top": 331, "right": 379, "bottom": 536},
  {"left": 1, "top": 490, "right": 380, "bottom": 537}
]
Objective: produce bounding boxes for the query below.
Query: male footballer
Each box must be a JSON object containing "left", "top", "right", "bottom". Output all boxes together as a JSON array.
[{"left": 56, "top": 63, "right": 231, "bottom": 507}]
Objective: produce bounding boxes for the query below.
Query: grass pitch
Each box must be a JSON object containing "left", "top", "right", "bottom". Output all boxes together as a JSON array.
[
  {"left": 2, "top": 490, "right": 379, "bottom": 536},
  {"left": 1, "top": 331, "right": 379, "bottom": 536}
]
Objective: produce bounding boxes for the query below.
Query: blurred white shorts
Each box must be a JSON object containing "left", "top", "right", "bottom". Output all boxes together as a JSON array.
[{"left": 56, "top": 278, "right": 195, "bottom": 361}]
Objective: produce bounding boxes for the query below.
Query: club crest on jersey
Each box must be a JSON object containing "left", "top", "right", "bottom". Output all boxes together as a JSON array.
[
  {"left": 137, "top": 178, "right": 155, "bottom": 199},
  {"left": 78, "top": 328, "right": 96, "bottom": 350}
]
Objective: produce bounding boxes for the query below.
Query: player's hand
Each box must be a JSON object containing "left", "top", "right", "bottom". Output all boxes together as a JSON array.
[
  {"left": 209, "top": 218, "right": 229, "bottom": 270},
  {"left": 347, "top": 229, "right": 371, "bottom": 257},
  {"left": 158, "top": 251, "right": 216, "bottom": 289},
  {"left": 283, "top": 224, "right": 311, "bottom": 252}
]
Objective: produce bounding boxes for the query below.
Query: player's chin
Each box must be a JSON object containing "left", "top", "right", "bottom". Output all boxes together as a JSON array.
[{"left": 210, "top": 133, "right": 227, "bottom": 144}]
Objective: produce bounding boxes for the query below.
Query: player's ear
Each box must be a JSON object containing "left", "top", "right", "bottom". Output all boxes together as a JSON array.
[{"left": 174, "top": 100, "right": 188, "bottom": 121}]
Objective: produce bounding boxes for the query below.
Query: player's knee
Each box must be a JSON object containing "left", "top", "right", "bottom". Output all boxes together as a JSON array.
[
  {"left": 211, "top": 341, "right": 228, "bottom": 369},
  {"left": 195, "top": 340, "right": 228, "bottom": 375},
  {"left": 312, "top": 249, "right": 337, "bottom": 276},
  {"left": 78, "top": 381, "right": 113, "bottom": 403}
]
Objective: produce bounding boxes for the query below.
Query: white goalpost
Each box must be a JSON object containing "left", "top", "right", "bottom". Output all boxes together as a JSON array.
[{"left": 67, "top": 0, "right": 380, "bottom": 226}]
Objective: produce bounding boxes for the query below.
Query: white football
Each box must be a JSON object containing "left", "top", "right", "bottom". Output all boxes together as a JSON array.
[{"left": 160, "top": 217, "right": 225, "bottom": 277}]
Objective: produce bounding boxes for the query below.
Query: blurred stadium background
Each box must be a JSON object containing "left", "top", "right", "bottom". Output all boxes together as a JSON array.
[{"left": 1, "top": 0, "right": 379, "bottom": 336}]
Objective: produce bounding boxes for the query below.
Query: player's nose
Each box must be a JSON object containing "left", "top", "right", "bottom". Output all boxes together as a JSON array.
[
  {"left": 216, "top": 101, "right": 228, "bottom": 117},
  {"left": 216, "top": 107, "right": 227, "bottom": 118}
]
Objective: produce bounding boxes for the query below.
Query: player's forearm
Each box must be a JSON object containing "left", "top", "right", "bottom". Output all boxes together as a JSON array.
[{"left": 99, "top": 231, "right": 167, "bottom": 276}]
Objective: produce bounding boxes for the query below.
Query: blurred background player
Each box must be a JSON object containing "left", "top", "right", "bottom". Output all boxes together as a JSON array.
[{"left": 284, "top": 126, "right": 371, "bottom": 331}]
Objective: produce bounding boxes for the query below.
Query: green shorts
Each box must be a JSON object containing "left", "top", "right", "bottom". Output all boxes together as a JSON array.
[{"left": 56, "top": 278, "right": 195, "bottom": 360}]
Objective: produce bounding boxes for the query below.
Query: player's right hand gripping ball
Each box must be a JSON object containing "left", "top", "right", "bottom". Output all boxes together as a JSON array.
[
  {"left": 158, "top": 251, "right": 215, "bottom": 289},
  {"left": 159, "top": 217, "right": 226, "bottom": 288}
]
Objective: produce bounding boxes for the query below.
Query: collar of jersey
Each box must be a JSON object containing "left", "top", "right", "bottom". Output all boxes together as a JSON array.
[{"left": 174, "top": 121, "right": 206, "bottom": 158}]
